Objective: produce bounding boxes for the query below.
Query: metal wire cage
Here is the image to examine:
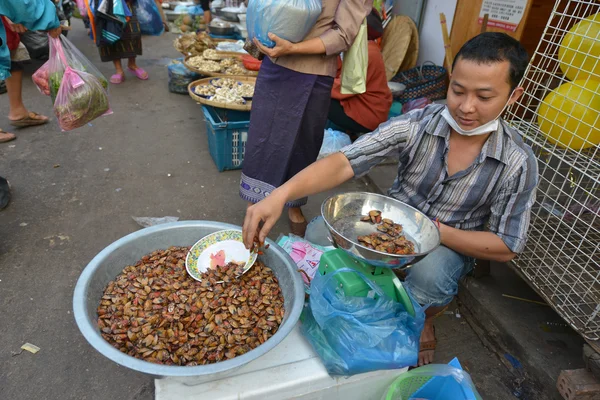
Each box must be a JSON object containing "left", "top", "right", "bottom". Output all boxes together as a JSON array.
[{"left": 505, "top": 0, "right": 599, "bottom": 341}]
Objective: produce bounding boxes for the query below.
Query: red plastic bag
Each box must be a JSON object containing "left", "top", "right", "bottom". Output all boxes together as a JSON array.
[{"left": 54, "top": 67, "right": 112, "bottom": 131}]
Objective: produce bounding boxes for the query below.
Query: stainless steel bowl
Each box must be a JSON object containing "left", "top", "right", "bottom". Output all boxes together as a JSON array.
[
  {"left": 209, "top": 21, "right": 235, "bottom": 36},
  {"left": 73, "top": 221, "right": 305, "bottom": 384},
  {"left": 321, "top": 192, "right": 440, "bottom": 269},
  {"left": 219, "top": 10, "right": 240, "bottom": 22}
]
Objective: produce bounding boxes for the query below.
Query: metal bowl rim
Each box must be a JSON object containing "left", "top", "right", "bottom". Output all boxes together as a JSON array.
[
  {"left": 321, "top": 192, "right": 441, "bottom": 258},
  {"left": 73, "top": 220, "right": 304, "bottom": 377}
]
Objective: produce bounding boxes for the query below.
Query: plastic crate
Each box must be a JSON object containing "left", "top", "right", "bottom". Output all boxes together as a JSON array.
[{"left": 202, "top": 105, "right": 250, "bottom": 171}]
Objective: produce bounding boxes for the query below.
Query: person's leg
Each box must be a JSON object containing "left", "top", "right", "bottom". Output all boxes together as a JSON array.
[
  {"left": 328, "top": 99, "right": 370, "bottom": 135},
  {"left": 110, "top": 59, "right": 125, "bottom": 84},
  {"left": 285, "top": 76, "right": 334, "bottom": 235},
  {"left": 403, "top": 245, "right": 474, "bottom": 366},
  {"left": 127, "top": 57, "right": 149, "bottom": 80},
  {"left": 6, "top": 68, "right": 49, "bottom": 125}
]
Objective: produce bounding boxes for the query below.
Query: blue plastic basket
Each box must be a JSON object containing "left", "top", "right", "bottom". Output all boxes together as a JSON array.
[{"left": 202, "top": 105, "right": 250, "bottom": 171}]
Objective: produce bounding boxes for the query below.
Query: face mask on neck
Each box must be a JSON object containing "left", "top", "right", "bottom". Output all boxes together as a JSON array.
[{"left": 441, "top": 90, "right": 515, "bottom": 136}]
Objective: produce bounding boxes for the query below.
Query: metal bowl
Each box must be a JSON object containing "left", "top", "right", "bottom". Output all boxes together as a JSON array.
[
  {"left": 209, "top": 21, "right": 235, "bottom": 36},
  {"left": 73, "top": 221, "right": 305, "bottom": 384},
  {"left": 219, "top": 10, "right": 240, "bottom": 22},
  {"left": 321, "top": 192, "right": 440, "bottom": 269}
]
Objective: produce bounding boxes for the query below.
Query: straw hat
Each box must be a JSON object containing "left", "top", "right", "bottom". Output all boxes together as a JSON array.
[{"left": 381, "top": 15, "right": 420, "bottom": 80}]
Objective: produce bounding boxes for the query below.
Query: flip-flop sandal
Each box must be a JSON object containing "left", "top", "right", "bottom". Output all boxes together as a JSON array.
[
  {"left": 110, "top": 73, "right": 125, "bottom": 84},
  {"left": 0, "top": 129, "right": 16, "bottom": 143},
  {"left": 0, "top": 176, "right": 11, "bottom": 210},
  {"left": 9, "top": 112, "right": 49, "bottom": 128},
  {"left": 128, "top": 67, "right": 149, "bottom": 80}
]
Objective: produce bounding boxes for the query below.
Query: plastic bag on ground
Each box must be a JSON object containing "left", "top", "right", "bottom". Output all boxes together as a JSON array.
[
  {"left": 136, "top": 0, "right": 165, "bottom": 36},
  {"left": 168, "top": 58, "right": 202, "bottom": 94},
  {"left": 318, "top": 128, "right": 352, "bottom": 159},
  {"left": 301, "top": 268, "right": 425, "bottom": 376},
  {"left": 54, "top": 67, "right": 111, "bottom": 131},
  {"left": 132, "top": 216, "right": 180, "bottom": 228},
  {"left": 247, "top": 0, "right": 322, "bottom": 47}
]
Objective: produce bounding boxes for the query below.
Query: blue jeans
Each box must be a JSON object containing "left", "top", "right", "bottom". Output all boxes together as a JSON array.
[{"left": 404, "top": 245, "right": 475, "bottom": 307}]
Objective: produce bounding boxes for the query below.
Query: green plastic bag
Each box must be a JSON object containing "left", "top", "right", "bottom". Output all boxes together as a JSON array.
[{"left": 341, "top": 19, "right": 368, "bottom": 95}]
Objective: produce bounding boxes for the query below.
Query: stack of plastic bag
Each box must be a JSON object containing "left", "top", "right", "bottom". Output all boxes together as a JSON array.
[
  {"left": 247, "top": 0, "right": 322, "bottom": 47},
  {"left": 32, "top": 35, "right": 111, "bottom": 131}
]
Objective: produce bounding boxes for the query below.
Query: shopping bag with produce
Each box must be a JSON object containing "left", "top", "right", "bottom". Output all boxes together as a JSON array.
[{"left": 54, "top": 67, "right": 111, "bottom": 131}]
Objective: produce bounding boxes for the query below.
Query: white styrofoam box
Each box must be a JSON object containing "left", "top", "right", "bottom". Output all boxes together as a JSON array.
[{"left": 155, "top": 324, "right": 408, "bottom": 400}]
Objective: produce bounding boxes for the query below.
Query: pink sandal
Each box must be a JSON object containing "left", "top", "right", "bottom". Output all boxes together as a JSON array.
[
  {"left": 110, "top": 73, "right": 125, "bottom": 84},
  {"left": 128, "top": 67, "right": 149, "bottom": 80}
]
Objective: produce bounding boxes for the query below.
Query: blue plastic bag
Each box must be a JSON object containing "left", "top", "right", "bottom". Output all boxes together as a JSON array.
[
  {"left": 168, "top": 58, "right": 201, "bottom": 94},
  {"left": 135, "top": 0, "right": 164, "bottom": 36},
  {"left": 318, "top": 128, "right": 352, "bottom": 158},
  {"left": 383, "top": 358, "right": 482, "bottom": 400},
  {"left": 301, "top": 268, "right": 425, "bottom": 376},
  {"left": 247, "top": 0, "right": 322, "bottom": 48}
]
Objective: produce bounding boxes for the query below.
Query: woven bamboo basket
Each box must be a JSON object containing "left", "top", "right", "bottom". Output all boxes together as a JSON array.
[{"left": 188, "top": 76, "right": 257, "bottom": 111}]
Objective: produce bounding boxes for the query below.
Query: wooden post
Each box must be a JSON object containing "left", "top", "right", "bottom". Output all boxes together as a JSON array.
[
  {"left": 481, "top": 13, "right": 489, "bottom": 33},
  {"left": 440, "top": 13, "right": 453, "bottom": 74}
]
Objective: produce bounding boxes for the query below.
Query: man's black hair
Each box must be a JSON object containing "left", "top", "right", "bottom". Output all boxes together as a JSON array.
[{"left": 452, "top": 32, "right": 529, "bottom": 90}]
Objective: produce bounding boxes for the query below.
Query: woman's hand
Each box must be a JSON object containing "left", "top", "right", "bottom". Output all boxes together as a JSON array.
[
  {"left": 253, "top": 33, "right": 295, "bottom": 58},
  {"left": 242, "top": 192, "right": 287, "bottom": 249},
  {"left": 48, "top": 26, "right": 63, "bottom": 38}
]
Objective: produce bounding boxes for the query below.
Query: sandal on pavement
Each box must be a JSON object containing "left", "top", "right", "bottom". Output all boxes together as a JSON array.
[
  {"left": 9, "top": 112, "right": 49, "bottom": 128},
  {"left": 128, "top": 67, "right": 149, "bottom": 80},
  {"left": 110, "top": 73, "right": 125, "bottom": 84},
  {"left": 0, "top": 129, "right": 16, "bottom": 143}
]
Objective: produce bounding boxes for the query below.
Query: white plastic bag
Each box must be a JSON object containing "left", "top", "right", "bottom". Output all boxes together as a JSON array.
[
  {"left": 318, "top": 128, "right": 352, "bottom": 159},
  {"left": 247, "top": 0, "right": 322, "bottom": 47}
]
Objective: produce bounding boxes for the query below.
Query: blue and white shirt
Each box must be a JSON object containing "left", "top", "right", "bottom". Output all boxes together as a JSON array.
[{"left": 341, "top": 104, "right": 539, "bottom": 253}]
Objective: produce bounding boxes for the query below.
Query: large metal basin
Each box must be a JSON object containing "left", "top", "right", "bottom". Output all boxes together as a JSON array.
[{"left": 73, "top": 221, "right": 304, "bottom": 383}]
